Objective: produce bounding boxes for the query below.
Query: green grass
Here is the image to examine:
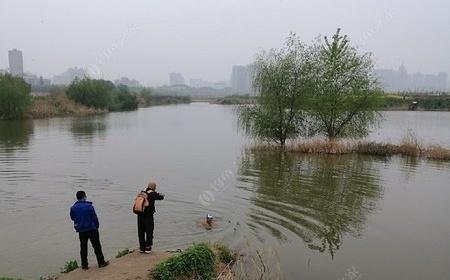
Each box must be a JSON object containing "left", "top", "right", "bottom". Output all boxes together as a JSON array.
[
  {"left": 39, "top": 277, "right": 58, "bottom": 280},
  {"left": 214, "top": 243, "right": 236, "bottom": 264},
  {"left": 0, "top": 277, "right": 24, "bottom": 280},
  {"left": 150, "top": 243, "right": 216, "bottom": 280},
  {"left": 116, "top": 248, "right": 132, "bottom": 258},
  {"left": 61, "top": 260, "right": 79, "bottom": 273}
]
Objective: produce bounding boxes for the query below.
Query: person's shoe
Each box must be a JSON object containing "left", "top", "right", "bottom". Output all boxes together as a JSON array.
[
  {"left": 98, "top": 261, "right": 110, "bottom": 268},
  {"left": 144, "top": 246, "right": 152, "bottom": 254},
  {"left": 81, "top": 266, "right": 89, "bottom": 270}
]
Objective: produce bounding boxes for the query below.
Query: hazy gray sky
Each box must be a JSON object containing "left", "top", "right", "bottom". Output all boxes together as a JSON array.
[{"left": 1, "top": 0, "right": 449, "bottom": 86}]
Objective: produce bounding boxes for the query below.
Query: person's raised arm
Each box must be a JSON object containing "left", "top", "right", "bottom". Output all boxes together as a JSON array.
[{"left": 152, "top": 192, "right": 165, "bottom": 200}]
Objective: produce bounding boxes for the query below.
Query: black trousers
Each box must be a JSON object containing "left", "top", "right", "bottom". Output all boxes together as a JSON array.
[
  {"left": 78, "top": 229, "right": 105, "bottom": 267},
  {"left": 137, "top": 214, "right": 154, "bottom": 250}
]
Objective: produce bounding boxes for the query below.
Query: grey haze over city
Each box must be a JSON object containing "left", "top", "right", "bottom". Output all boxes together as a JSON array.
[{"left": 1, "top": 0, "right": 449, "bottom": 88}]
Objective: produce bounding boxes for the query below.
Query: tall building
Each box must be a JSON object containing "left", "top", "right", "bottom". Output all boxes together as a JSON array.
[
  {"left": 53, "top": 67, "right": 87, "bottom": 85},
  {"left": 231, "top": 64, "right": 253, "bottom": 93},
  {"left": 397, "top": 64, "right": 409, "bottom": 91},
  {"left": 169, "top": 72, "right": 185, "bottom": 86},
  {"left": 8, "top": 49, "right": 24, "bottom": 77},
  {"left": 212, "top": 80, "right": 229, "bottom": 89},
  {"left": 114, "top": 77, "right": 141, "bottom": 88},
  {"left": 411, "top": 72, "right": 425, "bottom": 91},
  {"left": 190, "top": 78, "right": 211, "bottom": 88},
  {"left": 437, "top": 72, "right": 448, "bottom": 92},
  {"left": 189, "top": 78, "right": 229, "bottom": 89},
  {"left": 23, "top": 74, "right": 51, "bottom": 87},
  {"left": 375, "top": 69, "right": 396, "bottom": 91}
]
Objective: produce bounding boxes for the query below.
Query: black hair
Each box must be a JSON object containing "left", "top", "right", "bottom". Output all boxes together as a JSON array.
[{"left": 76, "top": 191, "right": 86, "bottom": 200}]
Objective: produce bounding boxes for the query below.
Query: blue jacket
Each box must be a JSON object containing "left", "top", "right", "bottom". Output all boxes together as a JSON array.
[{"left": 70, "top": 201, "right": 99, "bottom": 233}]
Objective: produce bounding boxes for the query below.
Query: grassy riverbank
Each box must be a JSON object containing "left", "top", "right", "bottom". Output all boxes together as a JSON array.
[
  {"left": 212, "top": 94, "right": 450, "bottom": 111},
  {"left": 25, "top": 93, "right": 192, "bottom": 119},
  {"left": 4, "top": 243, "right": 237, "bottom": 280},
  {"left": 378, "top": 94, "right": 450, "bottom": 111},
  {"left": 1, "top": 74, "right": 193, "bottom": 120},
  {"left": 212, "top": 95, "right": 255, "bottom": 105},
  {"left": 138, "top": 94, "right": 191, "bottom": 106}
]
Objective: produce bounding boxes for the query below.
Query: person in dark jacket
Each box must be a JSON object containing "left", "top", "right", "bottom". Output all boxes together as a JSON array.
[
  {"left": 70, "top": 191, "right": 109, "bottom": 269},
  {"left": 137, "top": 181, "right": 164, "bottom": 253}
]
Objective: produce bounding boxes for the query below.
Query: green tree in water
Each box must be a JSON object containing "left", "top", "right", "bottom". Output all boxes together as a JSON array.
[
  {"left": 0, "top": 74, "right": 32, "bottom": 120},
  {"left": 237, "top": 33, "right": 310, "bottom": 146},
  {"left": 306, "top": 29, "right": 382, "bottom": 139}
]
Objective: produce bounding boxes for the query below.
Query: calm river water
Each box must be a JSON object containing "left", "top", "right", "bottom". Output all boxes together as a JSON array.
[{"left": 0, "top": 104, "right": 449, "bottom": 279}]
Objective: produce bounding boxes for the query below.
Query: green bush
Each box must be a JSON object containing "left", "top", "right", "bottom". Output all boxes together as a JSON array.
[
  {"left": 151, "top": 243, "right": 216, "bottom": 280},
  {"left": 67, "top": 78, "right": 138, "bottom": 111},
  {"left": 139, "top": 88, "right": 191, "bottom": 107},
  {"left": 0, "top": 74, "right": 32, "bottom": 119},
  {"left": 110, "top": 85, "right": 138, "bottom": 111},
  {"left": 416, "top": 96, "right": 450, "bottom": 110},
  {"left": 61, "top": 260, "right": 79, "bottom": 273},
  {"left": 140, "top": 88, "right": 153, "bottom": 106},
  {"left": 377, "top": 95, "right": 410, "bottom": 109},
  {"left": 66, "top": 78, "right": 114, "bottom": 109}
]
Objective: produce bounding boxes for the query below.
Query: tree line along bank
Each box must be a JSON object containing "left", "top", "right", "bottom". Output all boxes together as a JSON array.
[{"left": 0, "top": 76, "right": 191, "bottom": 120}]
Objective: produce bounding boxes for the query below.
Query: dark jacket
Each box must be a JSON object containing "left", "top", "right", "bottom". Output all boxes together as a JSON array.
[
  {"left": 139, "top": 190, "right": 164, "bottom": 216},
  {"left": 70, "top": 200, "right": 99, "bottom": 232}
]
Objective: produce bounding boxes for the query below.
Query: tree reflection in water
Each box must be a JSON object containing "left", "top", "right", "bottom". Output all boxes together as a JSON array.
[
  {"left": 238, "top": 151, "right": 383, "bottom": 258},
  {"left": 70, "top": 115, "right": 107, "bottom": 144},
  {"left": 0, "top": 120, "right": 34, "bottom": 149}
]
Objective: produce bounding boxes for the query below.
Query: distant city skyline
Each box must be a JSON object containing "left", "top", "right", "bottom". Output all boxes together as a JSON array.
[
  {"left": 2, "top": 48, "right": 449, "bottom": 91},
  {"left": 53, "top": 67, "right": 87, "bottom": 85},
  {"left": 115, "top": 76, "right": 141, "bottom": 88},
  {"left": 3, "top": 49, "right": 449, "bottom": 89},
  {"left": 376, "top": 64, "right": 448, "bottom": 92},
  {"left": 1, "top": 0, "right": 449, "bottom": 87}
]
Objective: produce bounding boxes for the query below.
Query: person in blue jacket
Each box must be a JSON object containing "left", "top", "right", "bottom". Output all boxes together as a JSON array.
[{"left": 70, "top": 191, "right": 109, "bottom": 270}]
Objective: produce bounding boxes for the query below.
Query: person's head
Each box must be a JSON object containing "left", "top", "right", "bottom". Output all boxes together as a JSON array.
[
  {"left": 146, "top": 181, "right": 157, "bottom": 191},
  {"left": 76, "top": 191, "right": 87, "bottom": 201},
  {"left": 206, "top": 214, "right": 213, "bottom": 225}
]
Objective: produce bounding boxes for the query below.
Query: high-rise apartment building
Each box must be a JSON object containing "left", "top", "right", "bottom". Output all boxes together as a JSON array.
[
  {"left": 169, "top": 72, "right": 185, "bottom": 86},
  {"left": 53, "top": 67, "right": 87, "bottom": 85},
  {"left": 8, "top": 49, "right": 24, "bottom": 77},
  {"left": 231, "top": 64, "right": 253, "bottom": 93},
  {"left": 375, "top": 65, "right": 447, "bottom": 93}
]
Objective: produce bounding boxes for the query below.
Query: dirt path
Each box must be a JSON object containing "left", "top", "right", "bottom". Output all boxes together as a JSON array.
[{"left": 57, "top": 251, "right": 172, "bottom": 280}]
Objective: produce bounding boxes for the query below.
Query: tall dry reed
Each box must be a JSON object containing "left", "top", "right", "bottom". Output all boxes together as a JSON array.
[
  {"left": 30, "top": 93, "right": 106, "bottom": 119},
  {"left": 249, "top": 134, "right": 450, "bottom": 161}
]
